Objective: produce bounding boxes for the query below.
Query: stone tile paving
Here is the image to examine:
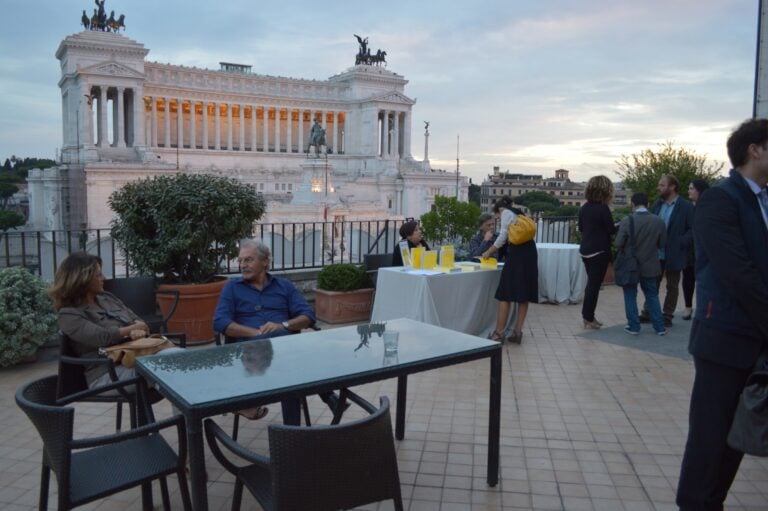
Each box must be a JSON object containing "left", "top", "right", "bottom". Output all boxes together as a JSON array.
[{"left": 1, "top": 284, "right": 766, "bottom": 510}]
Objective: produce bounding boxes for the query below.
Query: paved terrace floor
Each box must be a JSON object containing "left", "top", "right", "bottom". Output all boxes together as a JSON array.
[{"left": 1, "top": 284, "right": 767, "bottom": 511}]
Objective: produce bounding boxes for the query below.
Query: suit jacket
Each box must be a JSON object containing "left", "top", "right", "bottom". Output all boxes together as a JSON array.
[
  {"left": 689, "top": 169, "right": 768, "bottom": 368},
  {"left": 650, "top": 195, "right": 694, "bottom": 271},
  {"left": 615, "top": 210, "right": 667, "bottom": 278}
]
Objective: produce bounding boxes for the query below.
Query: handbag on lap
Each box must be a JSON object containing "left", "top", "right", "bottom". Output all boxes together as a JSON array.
[{"left": 99, "top": 334, "right": 174, "bottom": 368}]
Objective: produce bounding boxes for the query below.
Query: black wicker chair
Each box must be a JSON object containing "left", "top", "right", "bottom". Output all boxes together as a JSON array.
[
  {"left": 57, "top": 332, "right": 186, "bottom": 431},
  {"left": 103, "top": 277, "right": 180, "bottom": 333},
  {"left": 205, "top": 396, "right": 403, "bottom": 511},
  {"left": 364, "top": 253, "right": 394, "bottom": 287},
  {"left": 16, "top": 375, "right": 192, "bottom": 511}
]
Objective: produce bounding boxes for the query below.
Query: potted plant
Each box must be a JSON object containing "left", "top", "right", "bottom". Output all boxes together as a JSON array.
[
  {"left": 0, "top": 266, "right": 58, "bottom": 366},
  {"left": 109, "top": 173, "right": 265, "bottom": 343},
  {"left": 315, "top": 263, "right": 374, "bottom": 324}
]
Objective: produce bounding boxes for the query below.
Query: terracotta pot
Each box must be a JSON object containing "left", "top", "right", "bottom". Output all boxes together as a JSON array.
[
  {"left": 157, "top": 278, "right": 227, "bottom": 345},
  {"left": 603, "top": 262, "right": 615, "bottom": 285},
  {"left": 315, "top": 288, "right": 374, "bottom": 324}
]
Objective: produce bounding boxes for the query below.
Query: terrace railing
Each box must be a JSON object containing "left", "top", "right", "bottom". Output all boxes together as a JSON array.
[{"left": 1, "top": 216, "right": 578, "bottom": 280}]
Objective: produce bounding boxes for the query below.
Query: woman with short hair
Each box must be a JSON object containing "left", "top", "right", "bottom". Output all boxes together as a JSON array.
[{"left": 392, "top": 220, "right": 430, "bottom": 266}]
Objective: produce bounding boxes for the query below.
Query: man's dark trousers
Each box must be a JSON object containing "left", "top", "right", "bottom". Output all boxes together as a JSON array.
[
  {"left": 677, "top": 346, "right": 751, "bottom": 510},
  {"left": 642, "top": 259, "right": 680, "bottom": 321}
]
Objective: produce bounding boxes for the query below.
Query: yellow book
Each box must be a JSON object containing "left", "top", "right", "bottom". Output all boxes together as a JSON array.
[
  {"left": 423, "top": 250, "right": 438, "bottom": 269},
  {"left": 439, "top": 246, "right": 455, "bottom": 268},
  {"left": 411, "top": 247, "right": 425, "bottom": 269}
]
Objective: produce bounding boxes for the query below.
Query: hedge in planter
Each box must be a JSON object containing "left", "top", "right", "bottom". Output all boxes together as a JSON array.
[
  {"left": 0, "top": 267, "right": 57, "bottom": 366},
  {"left": 315, "top": 264, "right": 374, "bottom": 324}
]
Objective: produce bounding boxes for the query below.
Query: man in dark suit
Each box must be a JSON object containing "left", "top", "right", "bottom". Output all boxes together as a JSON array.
[
  {"left": 640, "top": 174, "right": 694, "bottom": 327},
  {"left": 676, "top": 118, "right": 768, "bottom": 510},
  {"left": 615, "top": 193, "right": 667, "bottom": 335}
]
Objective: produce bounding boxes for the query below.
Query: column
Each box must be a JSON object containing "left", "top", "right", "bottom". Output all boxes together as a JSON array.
[
  {"left": 262, "top": 106, "right": 268, "bottom": 151},
  {"left": 115, "top": 87, "right": 126, "bottom": 147},
  {"left": 393, "top": 111, "right": 400, "bottom": 159},
  {"left": 287, "top": 108, "right": 293, "bottom": 153},
  {"left": 151, "top": 96, "right": 158, "bottom": 147},
  {"left": 189, "top": 100, "right": 196, "bottom": 149},
  {"left": 176, "top": 98, "right": 183, "bottom": 148},
  {"left": 333, "top": 111, "right": 339, "bottom": 154},
  {"left": 226, "top": 103, "right": 233, "bottom": 150},
  {"left": 250, "top": 105, "right": 257, "bottom": 151},
  {"left": 164, "top": 97, "right": 171, "bottom": 148},
  {"left": 298, "top": 109, "right": 304, "bottom": 153},
  {"left": 379, "top": 111, "right": 386, "bottom": 157},
  {"left": 214, "top": 102, "right": 221, "bottom": 150},
  {"left": 202, "top": 101, "right": 209, "bottom": 149},
  {"left": 274, "top": 107, "right": 280, "bottom": 152},
  {"left": 132, "top": 87, "right": 145, "bottom": 148},
  {"left": 81, "top": 84, "right": 93, "bottom": 146},
  {"left": 98, "top": 86, "right": 108, "bottom": 146},
  {"left": 404, "top": 111, "right": 412, "bottom": 156},
  {"left": 239, "top": 103, "right": 245, "bottom": 150}
]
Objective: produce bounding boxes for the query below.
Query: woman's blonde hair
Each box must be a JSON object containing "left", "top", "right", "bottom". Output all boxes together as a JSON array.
[
  {"left": 584, "top": 175, "right": 614, "bottom": 204},
  {"left": 49, "top": 252, "right": 102, "bottom": 310}
]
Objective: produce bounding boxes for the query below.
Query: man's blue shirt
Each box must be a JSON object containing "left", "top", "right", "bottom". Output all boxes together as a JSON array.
[
  {"left": 213, "top": 274, "right": 316, "bottom": 334},
  {"left": 657, "top": 196, "right": 678, "bottom": 260}
]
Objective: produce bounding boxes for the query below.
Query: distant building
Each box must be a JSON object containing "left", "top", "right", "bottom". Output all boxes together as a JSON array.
[{"left": 480, "top": 167, "right": 627, "bottom": 212}]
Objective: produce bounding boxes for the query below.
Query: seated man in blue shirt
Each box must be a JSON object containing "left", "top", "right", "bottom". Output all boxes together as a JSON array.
[{"left": 213, "top": 238, "right": 340, "bottom": 425}]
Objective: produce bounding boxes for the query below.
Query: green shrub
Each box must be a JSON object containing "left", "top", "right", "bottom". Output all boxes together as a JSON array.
[
  {"left": 109, "top": 173, "right": 265, "bottom": 284},
  {"left": 317, "top": 263, "right": 373, "bottom": 292},
  {"left": 0, "top": 267, "right": 57, "bottom": 367}
]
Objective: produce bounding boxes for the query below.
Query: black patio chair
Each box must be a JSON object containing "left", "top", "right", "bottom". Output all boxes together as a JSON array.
[
  {"left": 57, "top": 332, "right": 186, "bottom": 431},
  {"left": 103, "top": 277, "right": 180, "bottom": 333},
  {"left": 16, "top": 374, "right": 192, "bottom": 511},
  {"left": 364, "top": 253, "right": 394, "bottom": 287},
  {"left": 204, "top": 395, "right": 403, "bottom": 511}
]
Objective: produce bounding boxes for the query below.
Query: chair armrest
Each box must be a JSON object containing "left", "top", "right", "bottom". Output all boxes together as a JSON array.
[
  {"left": 71, "top": 414, "right": 185, "bottom": 450},
  {"left": 165, "top": 332, "right": 187, "bottom": 348},
  {"left": 59, "top": 354, "right": 128, "bottom": 399},
  {"left": 204, "top": 418, "right": 270, "bottom": 474},
  {"left": 155, "top": 289, "right": 180, "bottom": 323},
  {"left": 340, "top": 388, "right": 376, "bottom": 414},
  {"left": 57, "top": 376, "right": 144, "bottom": 406}
]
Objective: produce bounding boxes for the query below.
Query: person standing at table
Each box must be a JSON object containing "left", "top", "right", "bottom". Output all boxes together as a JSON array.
[
  {"left": 469, "top": 213, "right": 497, "bottom": 258},
  {"left": 481, "top": 196, "right": 538, "bottom": 344},
  {"left": 578, "top": 175, "right": 617, "bottom": 330},
  {"left": 213, "top": 238, "right": 339, "bottom": 425},
  {"left": 677, "top": 118, "right": 768, "bottom": 510},
  {"left": 680, "top": 178, "right": 710, "bottom": 320},
  {"left": 392, "top": 220, "right": 430, "bottom": 266},
  {"left": 639, "top": 174, "right": 694, "bottom": 327},
  {"left": 616, "top": 193, "right": 667, "bottom": 336}
]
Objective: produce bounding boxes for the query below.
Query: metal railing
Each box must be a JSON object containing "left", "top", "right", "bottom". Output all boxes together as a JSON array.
[{"left": 1, "top": 216, "right": 578, "bottom": 280}]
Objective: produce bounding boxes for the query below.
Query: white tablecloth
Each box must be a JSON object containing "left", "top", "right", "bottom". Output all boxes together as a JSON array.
[
  {"left": 536, "top": 243, "right": 587, "bottom": 304},
  {"left": 370, "top": 266, "right": 515, "bottom": 336}
]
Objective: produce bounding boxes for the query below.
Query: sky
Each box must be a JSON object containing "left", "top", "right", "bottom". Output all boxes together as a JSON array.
[{"left": 0, "top": 0, "right": 760, "bottom": 184}]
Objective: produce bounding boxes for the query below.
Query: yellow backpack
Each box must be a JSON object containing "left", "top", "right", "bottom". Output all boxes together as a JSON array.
[{"left": 507, "top": 215, "right": 536, "bottom": 245}]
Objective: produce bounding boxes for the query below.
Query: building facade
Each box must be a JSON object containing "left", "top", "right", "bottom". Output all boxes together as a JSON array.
[{"left": 28, "top": 29, "right": 467, "bottom": 231}]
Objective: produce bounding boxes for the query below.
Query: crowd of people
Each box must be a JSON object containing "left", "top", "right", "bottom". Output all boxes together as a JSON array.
[{"left": 47, "top": 119, "right": 767, "bottom": 509}]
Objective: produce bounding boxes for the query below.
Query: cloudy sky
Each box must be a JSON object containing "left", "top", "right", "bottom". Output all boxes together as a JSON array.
[{"left": 0, "top": 0, "right": 760, "bottom": 184}]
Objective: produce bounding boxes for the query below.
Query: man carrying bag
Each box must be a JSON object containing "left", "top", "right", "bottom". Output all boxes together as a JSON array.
[{"left": 615, "top": 192, "right": 667, "bottom": 336}]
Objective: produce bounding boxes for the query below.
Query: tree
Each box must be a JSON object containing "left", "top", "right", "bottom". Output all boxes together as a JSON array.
[
  {"left": 468, "top": 183, "right": 481, "bottom": 206},
  {"left": 0, "top": 179, "right": 19, "bottom": 210},
  {"left": 615, "top": 142, "right": 723, "bottom": 203},
  {"left": 544, "top": 204, "right": 579, "bottom": 218},
  {"left": 513, "top": 191, "right": 560, "bottom": 210},
  {"left": 0, "top": 211, "right": 24, "bottom": 232},
  {"left": 419, "top": 196, "right": 481, "bottom": 245}
]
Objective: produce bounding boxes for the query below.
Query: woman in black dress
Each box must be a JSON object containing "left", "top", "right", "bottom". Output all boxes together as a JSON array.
[
  {"left": 578, "top": 175, "right": 617, "bottom": 329},
  {"left": 681, "top": 179, "right": 709, "bottom": 320},
  {"left": 481, "top": 196, "right": 538, "bottom": 344},
  {"left": 392, "top": 220, "right": 430, "bottom": 266}
]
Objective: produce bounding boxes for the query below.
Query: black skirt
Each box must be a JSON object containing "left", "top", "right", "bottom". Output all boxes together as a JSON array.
[{"left": 495, "top": 240, "right": 538, "bottom": 303}]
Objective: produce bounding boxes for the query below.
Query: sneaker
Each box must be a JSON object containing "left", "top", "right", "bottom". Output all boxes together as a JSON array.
[
  {"left": 656, "top": 330, "right": 667, "bottom": 336},
  {"left": 624, "top": 326, "right": 640, "bottom": 335}
]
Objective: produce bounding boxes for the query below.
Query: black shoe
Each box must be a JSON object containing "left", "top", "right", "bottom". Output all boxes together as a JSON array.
[
  {"left": 638, "top": 314, "right": 651, "bottom": 323},
  {"left": 321, "top": 392, "right": 351, "bottom": 414},
  {"left": 664, "top": 317, "right": 673, "bottom": 327}
]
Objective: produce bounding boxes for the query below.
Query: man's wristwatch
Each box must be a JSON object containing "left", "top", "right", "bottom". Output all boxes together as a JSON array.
[{"left": 281, "top": 321, "right": 291, "bottom": 331}]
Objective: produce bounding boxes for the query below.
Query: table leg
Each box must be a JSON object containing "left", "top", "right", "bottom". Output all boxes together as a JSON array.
[
  {"left": 487, "top": 351, "right": 501, "bottom": 486},
  {"left": 186, "top": 416, "right": 208, "bottom": 511},
  {"left": 395, "top": 375, "right": 408, "bottom": 440}
]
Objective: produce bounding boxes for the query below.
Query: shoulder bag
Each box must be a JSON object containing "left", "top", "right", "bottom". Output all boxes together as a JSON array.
[
  {"left": 99, "top": 334, "right": 175, "bottom": 368},
  {"left": 613, "top": 215, "right": 640, "bottom": 287},
  {"left": 507, "top": 214, "right": 536, "bottom": 245},
  {"left": 728, "top": 350, "right": 768, "bottom": 457}
]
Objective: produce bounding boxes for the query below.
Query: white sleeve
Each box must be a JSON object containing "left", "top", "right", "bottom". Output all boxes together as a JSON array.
[{"left": 493, "top": 209, "right": 518, "bottom": 248}]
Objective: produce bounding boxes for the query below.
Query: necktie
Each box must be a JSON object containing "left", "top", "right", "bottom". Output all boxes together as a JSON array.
[{"left": 759, "top": 189, "right": 768, "bottom": 228}]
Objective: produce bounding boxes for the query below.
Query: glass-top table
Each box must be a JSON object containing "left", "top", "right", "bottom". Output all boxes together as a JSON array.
[{"left": 136, "top": 318, "right": 502, "bottom": 511}]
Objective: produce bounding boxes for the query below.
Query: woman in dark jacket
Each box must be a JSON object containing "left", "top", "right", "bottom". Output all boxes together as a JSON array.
[
  {"left": 392, "top": 220, "right": 430, "bottom": 266},
  {"left": 681, "top": 179, "right": 709, "bottom": 320},
  {"left": 578, "top": 175, "right": 617, "bottom": 329}
]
